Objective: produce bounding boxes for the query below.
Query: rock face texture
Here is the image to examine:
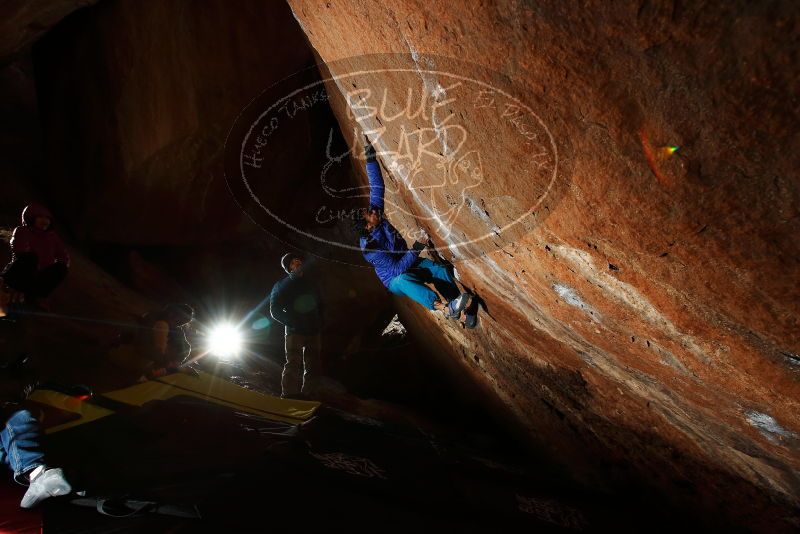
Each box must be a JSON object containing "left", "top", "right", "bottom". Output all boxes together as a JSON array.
[
  {"left": 33, "top": 0, "right": 317, "bottom": 246},
  {"left": 288, "top": 0, "right": 800, "bottom": 528},
  {"left": 0, "top": 0, "right": 97, "bottom": 65}
]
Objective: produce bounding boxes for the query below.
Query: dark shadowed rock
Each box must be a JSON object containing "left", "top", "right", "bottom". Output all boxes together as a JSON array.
[
  {"left": 0, "top": 0, "right": 97, "bottom": 65},
  {"left": 33, "top": 0, "right": 316, "bottom": 246}
]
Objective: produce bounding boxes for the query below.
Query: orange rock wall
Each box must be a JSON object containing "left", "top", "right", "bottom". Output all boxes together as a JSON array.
[{"left": 288, "top": 0, "right": 800, "bottom": 526}]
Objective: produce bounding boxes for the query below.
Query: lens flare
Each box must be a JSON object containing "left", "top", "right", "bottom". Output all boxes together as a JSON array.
[
  {"left": 208, "top": 323, "right": 243, "bottom": 357},
  {"left": 252, "top": 316, "right": 270, "bottom": 330},
  {"left": 640, "top": 130, "right": 681, "bottom": 187}
]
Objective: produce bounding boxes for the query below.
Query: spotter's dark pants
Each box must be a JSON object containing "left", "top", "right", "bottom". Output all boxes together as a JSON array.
[
  {"left": 283, "top": 333, "right": 321, "bottom": 397},
  {"left": 2, "top": 253, "right": 68, "bottom": 299}
]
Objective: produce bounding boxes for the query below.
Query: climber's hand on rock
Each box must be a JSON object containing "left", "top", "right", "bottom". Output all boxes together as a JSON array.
[
  {"left": 414, "top": 228, "right": 433, "bottom": 249},
  {"left": 364, "top": 136, "right": 376, "bottom": 161}
]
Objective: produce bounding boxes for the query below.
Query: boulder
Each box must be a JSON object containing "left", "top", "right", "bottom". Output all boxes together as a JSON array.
[{"left": 287, "top": 0, "right": 800, "bottom": 528}]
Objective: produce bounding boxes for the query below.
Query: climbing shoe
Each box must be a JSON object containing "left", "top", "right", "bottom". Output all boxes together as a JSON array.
[
  {"left": 20, "top": 467, "right": 72, "bottom": 508},
  {"left": 446, "top": 293, "right": 469, "bottom": 319},
  {"left": 462, "top": 295, "right": 480, "bottom": 329},
  {"left": 463, "top": 309, "right": 478, "bottom": 329}
]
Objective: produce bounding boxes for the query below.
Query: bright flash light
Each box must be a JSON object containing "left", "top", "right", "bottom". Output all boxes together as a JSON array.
[{"left": 207, "top": 324, "right": 243, "bottom": 357}]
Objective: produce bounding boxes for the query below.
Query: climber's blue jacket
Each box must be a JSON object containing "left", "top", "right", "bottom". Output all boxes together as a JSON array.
[{"left": 359, "top": 156, "right": 421, "bottom": 288}]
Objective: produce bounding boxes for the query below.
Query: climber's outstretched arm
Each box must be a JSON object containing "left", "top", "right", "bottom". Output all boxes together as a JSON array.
[{"left": 365, "top": 140, "right": 384, "bottom": 212}]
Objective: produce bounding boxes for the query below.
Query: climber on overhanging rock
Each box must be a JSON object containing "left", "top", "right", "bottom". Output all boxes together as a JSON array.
[
  {"left": 354, "top": 136, "right": 469, "bottom": 319},
  {"left": 0, "top": 204, "right": 70, "bottom": 315},
  {"left": 269, "top": 253, "right": 324, "bottom": 399}
]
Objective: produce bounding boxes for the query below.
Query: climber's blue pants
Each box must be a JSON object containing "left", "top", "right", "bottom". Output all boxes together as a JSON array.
[{"left": 388, "top": 259, "right": 460, "bottom": 310}]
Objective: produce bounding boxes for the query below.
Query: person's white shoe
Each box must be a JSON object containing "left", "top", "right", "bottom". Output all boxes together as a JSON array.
[{"left": 20, "top": 467, "right": 72, "bottom": 509}]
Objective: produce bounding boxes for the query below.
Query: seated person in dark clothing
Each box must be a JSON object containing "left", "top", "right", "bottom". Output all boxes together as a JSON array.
[
  {"left": 108, "top": 303, "right": 196, "bottom": 380},
  {"left": 1, "top": 204, "right": 70, "bottom": 312}
]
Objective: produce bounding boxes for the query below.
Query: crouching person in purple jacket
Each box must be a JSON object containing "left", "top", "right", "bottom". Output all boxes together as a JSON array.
[
  {"left": 1, "top": 204, "right": 70, "bottom": 313},
  {"left": 355, "top": 137, "right": 468, "bottom": 318}
]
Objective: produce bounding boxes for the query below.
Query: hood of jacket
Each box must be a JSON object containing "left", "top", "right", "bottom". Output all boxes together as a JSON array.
[{"left": 21, "top": 203, "right": 54, "bottom": 227}]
